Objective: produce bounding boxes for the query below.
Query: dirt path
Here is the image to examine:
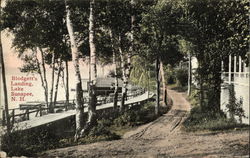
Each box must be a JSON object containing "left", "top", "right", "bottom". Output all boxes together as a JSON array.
[{"left": 41, "top": 90, "right": 249, "bottom": 158}]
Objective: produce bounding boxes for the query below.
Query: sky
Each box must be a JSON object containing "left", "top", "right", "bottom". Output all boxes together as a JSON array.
[{"left": 2, "top": 31, "right": 22, "bottom": 69}]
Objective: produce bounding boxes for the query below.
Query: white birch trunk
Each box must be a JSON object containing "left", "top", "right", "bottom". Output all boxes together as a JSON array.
[
  {"left": 35, "top": 49, "right": 48, "bottom": 110},
  {"left": 65, "top": 60, "right": 69, "bottom": 110},
  {"left": 82, "top": 0, "right": 98, "bottom": 135},
  {"left": 187, "top": 52, "right": 192, "bottom": 96},
  {"left": 39, "top": 48, "right": 49, "bottom": 108},
  {"left": 49, "top": 53, "right": 55, "bottom": 113},
  {"left": 109, "top": 29, "right": 118, "bottom": 110},
  {"left": 155, "top": 57, "right": 160, "bottom": 116},
  {"left": 53, "top": 59, "right": 62, "bottom": 109},
  {"left": 65, "top": 1, "right": 84, "bottom": 140},
  {"left": 160, "top": 60, "right": 167, "bottom": 106},
  {"left": 128, "top": 0, "right": 135, "bottom": 74},
  {"left": 118, "top": 35, "right": 127, "bottom": 113},
  {"left": 119, "top": 0, "right": 135, "bottom": 113}
]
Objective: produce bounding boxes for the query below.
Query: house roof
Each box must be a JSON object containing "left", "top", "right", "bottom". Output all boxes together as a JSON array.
[
  {"left": 71, "top": 78, "right": 138, "bottom": 93},
  {"left": 81, "top": 78, "right": 123, "bottom": 90},
  {"left": 95, "top": 78, "right": 123, "bottom": 88}
]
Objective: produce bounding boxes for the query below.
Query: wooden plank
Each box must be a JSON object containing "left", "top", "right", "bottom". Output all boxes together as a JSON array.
[{"left": 19, "top": 103, "right": 44, "bottom": 110}]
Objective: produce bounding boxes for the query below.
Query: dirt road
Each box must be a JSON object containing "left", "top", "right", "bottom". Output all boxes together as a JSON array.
[{"left": 41, "top": 89, "right": 249, "bottom": 158}]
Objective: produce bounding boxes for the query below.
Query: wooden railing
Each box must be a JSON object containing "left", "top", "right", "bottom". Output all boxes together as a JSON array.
[
  {"left": 2, "top": 106, "right": 50, "bottom": 127},
  {"left": 96, "top": 89, "right": 145, "bottom": 105},
  {"left": 1, "top": 88, "right": 146, "bottom": 127}
]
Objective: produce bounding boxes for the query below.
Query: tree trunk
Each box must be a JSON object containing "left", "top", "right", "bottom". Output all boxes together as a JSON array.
[
  {"left": 147, "top": 68, "right": 150, "bottom": 99},
  {"left": 118, "top": 35, "right": 127, "bottom": 113},
  {"left": 65, "top": 1, "right": 84, "bottom": 140},
  {"left": 53, "top": 59, "right": 62, "bottom": 109},
  {"left": 39, "top": 48, "right": 49, "bottom": 108},
  {"left": 81, "top": 0, "right": 98, "bottom": 135},
  {"left": 155, "top": 57, "right": 160, "bottom": 116},
  {"left": 113, "top": 66, "right": 119, "bottom": 110},
  {"left": 127, "top": 0, "right": 135, "bottom": 77},
  {"left": 119, "top": 0, "right": 135, "bottom": 113},
  {"left": 65, "top": 60, "right": 69, "bottom": 111},
  {"left": 0, "top": 27, "right": 11, "bottom": 134},
  {"left": 109, "top": 29, "right": 118, "bottom": 110},
  {"left": 159, "top": 59, "right": 167, "bottom": 106},
  {"left": 49, "top": 53, "right": 55, "bottom": 113},
  {"left": 187, "top": 52, "right": 192, "bottom": 96},
  {"left": 35, "top": 49, "right": 48, "bottom": 112},
  {"left": 199, "top": 72, "right": 204, "bottom": 108},
  {"left": 212, "top": 60, "right": 222, "bottom": 111}
]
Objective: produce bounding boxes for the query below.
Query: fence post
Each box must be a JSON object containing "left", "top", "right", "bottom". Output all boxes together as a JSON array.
[
  {"left": 12, "top": 109, "right": 15, "bottom": 125},
  {"left": 26, "top": 109, "right": 29, "bottom": 120},
  {"left": 39, "top": 105, "right": 42, "bottom": 116}
]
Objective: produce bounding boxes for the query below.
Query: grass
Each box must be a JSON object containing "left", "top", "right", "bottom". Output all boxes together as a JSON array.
[
  {"left": 183, "top": 105, "right": 249, "bottom": 132},
  {"left": 109, "top": 124, "right": 133, "bottom": 136},
  {"left": 183, "top": 86, "right": 249, "bottom": 132}
]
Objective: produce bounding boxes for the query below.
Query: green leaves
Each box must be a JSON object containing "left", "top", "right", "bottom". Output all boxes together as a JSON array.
[{"left": 139, "top": 0, "right": 185, "bottom": 65}]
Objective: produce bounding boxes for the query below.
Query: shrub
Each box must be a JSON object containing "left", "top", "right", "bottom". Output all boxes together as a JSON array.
[
  {"left": 113, "top": 111, "right": 137, "bottom": 127},
  {"left": 183, "top": 105, "right": 249, "bottom": 131},
  {"left": 226, "top": 84, "right": 246, "bottom": 123},
  {"left": 184, "top": 106, "right": 226, "bottom": 126},
  {"left": 1, "top": 127, "right": 59, "bottom": 157},
  {"left": 113, "top": 102, "right": 166, "bottom": 127},
  {"left": 188, "top": 88, "right": 199, "bottom": 107},
  {"left": 98, "top": 119, "right": 113, "bottom": 127}
]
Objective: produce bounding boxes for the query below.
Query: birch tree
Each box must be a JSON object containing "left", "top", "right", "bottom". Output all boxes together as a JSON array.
[
  {"left": 118, "top": 0, "right": 135, "bottom": 112},
  {"left": 109, "top": 29, "right": 119, "bottom": 110},
  {"left": 53, "top": 59, "right": 63, "bottom": 108},
  {"left": 118, "top": 38, "right": 126, "bottom": 113},
  {"left": 187, "top": 51, "right": 192, "bottom": 96},
  {"left": 155, "top": 57, "right": 160, "bottom": 115},
  {"left": 81, "top": 0, "right": 98, "bottom": 135},
  {"left": 160, "top": 59, "right": 167, "bottom": 105},
  {"left": 119, "top": 0, "right": 135, "bottom": 113},
  {"left": 38, "top": 48, "right": 49, "bottom": 107},
  {"left": 65, "top": 0, "right": 85, "bottom": 140},
  {"left": 64, "top": 60, "right": 69, "bottom": 110},
  {"left": 49, "top": 52, "right": 55, "bottom": 113}
]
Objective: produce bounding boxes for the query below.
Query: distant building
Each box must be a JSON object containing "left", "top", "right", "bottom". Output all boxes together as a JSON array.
[
  {"left": 71, "top": 77, "right": 144, "bottom": 98},
  {"left": 71, "top": 78, "right": 123, "bottom": 96}
]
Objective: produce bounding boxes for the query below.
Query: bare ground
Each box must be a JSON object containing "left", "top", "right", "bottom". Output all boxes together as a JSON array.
[{"left": 40, "top": 89, "right": 249, "bottom": 158}]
